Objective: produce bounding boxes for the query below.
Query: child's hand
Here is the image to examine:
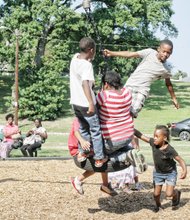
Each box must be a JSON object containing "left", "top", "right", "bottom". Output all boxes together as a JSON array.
[
  {"left": 80, "top": 140, "right": 91, "bottom": 151},
  {"left": 103, "top": 49, "right": 112, "bottom": 57},
  {"left": 180, "top": 171, "right": 187, "bottom": 179},
  {"left": 87, "top": 103, "right": 95, "bottom": 115}
]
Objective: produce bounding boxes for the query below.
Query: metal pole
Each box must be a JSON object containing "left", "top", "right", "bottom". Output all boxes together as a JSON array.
[
  {"left": 14, "top": 29, "right": 19, "bottom": 125},
  {"left": 82, "top": 0, "right": 108, "bottom": 75}
]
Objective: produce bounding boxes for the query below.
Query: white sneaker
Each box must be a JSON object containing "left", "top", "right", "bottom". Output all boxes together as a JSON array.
[
  {"left": 71, "top": 177, "right": 84, "bottom": 195},
  {"left": 127, "top": 149, "right": 143, "bottom": 174}
]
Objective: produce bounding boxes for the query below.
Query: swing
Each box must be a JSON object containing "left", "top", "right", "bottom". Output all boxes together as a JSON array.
[{"left": 73, "top": 154, "right": 131, "bottom": 173}]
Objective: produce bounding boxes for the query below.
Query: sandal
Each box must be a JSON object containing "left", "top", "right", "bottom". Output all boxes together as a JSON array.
[
  {"left": 100, "top": 184, "right": 117, "bottom": 196},
  {"left": 95, "top": 157, "right": 108, "bottom": 168},
  {"left": 77, "top": 153, "right": 87, "bottom": 162}
]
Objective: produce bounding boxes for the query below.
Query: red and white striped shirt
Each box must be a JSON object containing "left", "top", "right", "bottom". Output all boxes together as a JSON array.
[{"left": 97, "top": 88, "right": 134, "bottom": 141}]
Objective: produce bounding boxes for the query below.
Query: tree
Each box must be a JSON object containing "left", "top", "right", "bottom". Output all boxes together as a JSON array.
[
  {"left": 0, "top": 0, "right": 86, "bottom": 120},
  {"left": 172, "top": 70, "right": 188, "bottom": 80},
  {"left": 85, "top": 0, "right": 178, "bottom": 77},
  {"left": 0, "top": 0, "right": 178, "bottom": 119}
]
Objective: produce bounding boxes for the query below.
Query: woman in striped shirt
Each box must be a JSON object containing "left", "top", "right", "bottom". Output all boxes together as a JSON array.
[{"left": 97, "top": 70, "right": 134, "bottom": 154}]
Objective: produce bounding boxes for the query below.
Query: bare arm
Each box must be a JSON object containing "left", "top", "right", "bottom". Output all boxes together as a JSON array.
[
  {"left": 82, "top": 80, "right": 95, "bottom": 114},
  {"left": 134, "top": 129, "right": 150, "bottom": 143},
  {"left": 74, "top": 130, "right": 91, "bottom": 151},
  {"left": 103, "top": 49, "right": 140, "bottom": 58},
  {"left": 165, "top": 78, "right": 180, "bottom": 109},
  {"left": 174, "top": 155, "right": 187, "bottom": 179},
  {"left": 39, "top": 131, "right": 48, "bottom": 140}
]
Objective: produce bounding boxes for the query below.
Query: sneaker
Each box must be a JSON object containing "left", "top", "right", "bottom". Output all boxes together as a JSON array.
[
  {"left": 100, "top": 183, "right": 118, "bottom": 196},
  {"left": 95, "top": 157, "right": 108, "bottom": 168},
  {"left": 77, "top": 152, "right": 87, "bottom": 163},
  {"left": 122, "top": 187, "right": 133, "bottom": 194},
  {"left": 172, "top": 190, "right": 181, "bottom": 206},
  {"left": 127, "top": 149, "right": 144, "bottom": 174},
  {"left": 137, "top": 152, "right": 148, "bottom": 172},
  {"left": 133, "top": 183, "right": 145, "bottom": 191},
  {"left": 71, "top": 177, "right": 84, "bottom": 195},
  {"left": 154, "top": 206, "right": 164, "bottom": 213}
]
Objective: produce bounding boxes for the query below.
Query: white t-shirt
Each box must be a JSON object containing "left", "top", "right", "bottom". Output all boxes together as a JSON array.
[
  {"left": 69, "top": 53, "right": 96, "bottom": 107},
  {"left": 125, "top": 48, "right": 172, "bottom": 96},
  {"left": 32, "top": 126, "right": 46, "bottom": 142}
]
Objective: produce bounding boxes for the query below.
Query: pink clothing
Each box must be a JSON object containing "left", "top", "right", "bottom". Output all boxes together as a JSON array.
[
  {"left": 97, "top": 87, "right": 134, "bottom": 141},
  {"left": 0, "top": 142, "right": 13, "bottom": 159},
  {"left": 68, "top": 118, "right": 80, "bottom": 156},
  {"left": 0, "top": 123, "right": 18, "bottom": 159},
  {"left": 3, "top": 124, "right": 19, "bottom": 142}
]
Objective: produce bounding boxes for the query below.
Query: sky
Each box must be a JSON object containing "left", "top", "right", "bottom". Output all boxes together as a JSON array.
[
  {"left": 168, "top": 0, "right": 190, "bottom": 75},
  {"left": 0, "top": 0, "right": 189, "bottom": 75}
]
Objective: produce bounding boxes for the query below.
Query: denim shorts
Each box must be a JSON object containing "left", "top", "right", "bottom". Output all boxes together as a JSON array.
[{"left": 153, "top": 169, "right": 177, "bottom": 186}]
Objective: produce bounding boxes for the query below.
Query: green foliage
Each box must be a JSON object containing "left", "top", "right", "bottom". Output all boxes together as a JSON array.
[
  {"left": 0, "top": 0, "right": 178, "bottom": 119},
  {"left": 19, "top": 67, "right": 69, "bottom": 120},
  {"left": 172, "top": 70, "right": 188, "bottom": 80}
]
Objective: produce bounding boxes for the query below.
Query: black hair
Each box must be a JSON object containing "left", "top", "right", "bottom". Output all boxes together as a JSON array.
[
  {"left": 5, "top": 113, "right": 14, "bottom": 121},
  {"left": 101, "top": 70, "right": 123, "bottom": 90},
  {"left": 79, "top": 37, "right": 96, "bottom": 53},
  {"left": 160, "top": 39, "right": 173, "bottom": 49},
  {"left": 155, "top": 125, "right": 170, "bottom": 142},
  {"left": 34, "top": 118, "right": 42, "bottom": 126}
]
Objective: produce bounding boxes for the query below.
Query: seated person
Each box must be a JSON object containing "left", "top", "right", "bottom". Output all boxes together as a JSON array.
[
  {"left": 0, "top": 113, "right": 20, "bottom": 159},
  {"left": 20, "top": 118, "right": 47, "bottom": 157},
  {"left": 96, "top": 70, "right": 144, "bottom": 172}
]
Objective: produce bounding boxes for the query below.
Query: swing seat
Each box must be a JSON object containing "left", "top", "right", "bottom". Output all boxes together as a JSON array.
[{"left": 73, "top": 155, "right": 131, "bottom": 173}]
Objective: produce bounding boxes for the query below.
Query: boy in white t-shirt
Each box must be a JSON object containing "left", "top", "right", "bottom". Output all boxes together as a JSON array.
[{"left": 69, "top": 37, "right": 106, "bottom": 168}]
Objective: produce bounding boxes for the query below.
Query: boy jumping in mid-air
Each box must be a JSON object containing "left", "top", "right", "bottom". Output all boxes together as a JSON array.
[{"left": 104, "top": 39, "right": 179, "bottom": 118}]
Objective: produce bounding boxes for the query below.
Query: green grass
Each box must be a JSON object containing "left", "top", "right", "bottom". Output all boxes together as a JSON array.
[
  {"left": 10, "top": 148, "right": 70, "bottom": 158},
  {"left": 1, "top": 74, "right": 190, "bottom": 163}
]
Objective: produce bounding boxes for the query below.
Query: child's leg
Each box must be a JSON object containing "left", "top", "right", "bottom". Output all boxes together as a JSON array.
[
  {"left": 101, "top": 172, "right": 109, "bottom": 187},
  {"left": 154, "top": 185, "right": 162, "bottom": 207},
  {"left": 77, "top": 170, "right": 94, "bottom": 182},
  {"left": 100, "top": 172, "right": 117, "bottom": 196},
  {"left": 165, "top": 170, "right": 180, "bottom": 206},
  {"left": 71, "top": 170, "right": 94, "bottom": 195},
  {"left": 85, "top": 113, "right": 104, "bottom": 160},
  {"left": 153, "top": 171, "right": 165, "bottom": 211}
]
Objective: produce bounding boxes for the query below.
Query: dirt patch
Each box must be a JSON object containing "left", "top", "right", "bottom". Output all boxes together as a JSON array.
[{"left": 0, "top": 159, "right": 189, "bottom": 220}]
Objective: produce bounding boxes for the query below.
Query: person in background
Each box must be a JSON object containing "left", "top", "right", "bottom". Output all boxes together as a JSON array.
[
  {"left": 20, "top": 118, "right": 47, "bottom": 157},
  {"left": 0, "top": 113, "right": 20, "bottom": 159},
  {"left": 135, "top": 125, "right": 187, "bottom": 212},
  {"left": 108, "top": 165, "right": 143, "bottom": 193}
]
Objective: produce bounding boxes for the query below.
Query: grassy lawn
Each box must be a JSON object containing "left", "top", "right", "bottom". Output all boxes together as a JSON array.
[{"left": 1, "top": 74, "right": 190, "bottom": 164}]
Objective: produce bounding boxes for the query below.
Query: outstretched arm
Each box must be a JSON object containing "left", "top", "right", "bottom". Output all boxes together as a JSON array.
[
  {"left": 103, "top": 49, "right": 140, "bottom": 58},
  {"left": 134, "top": 129, "right": 150, "bottom": 143},
  {"left": 174, "top": 155, "right": 187, "bottom": 179},
  {"left": 165, "top": 78, "right": 180, "bottom": 109}
]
